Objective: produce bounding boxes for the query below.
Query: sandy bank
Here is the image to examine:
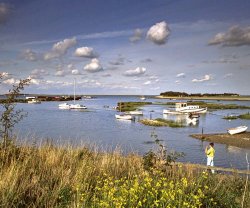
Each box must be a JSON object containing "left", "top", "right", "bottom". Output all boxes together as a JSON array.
[
  {"left": 156, "top": 95, "right": 250, "bottom": 101},
  {"left": 190, "top": 132, "right": 250, "bottom": 149}
]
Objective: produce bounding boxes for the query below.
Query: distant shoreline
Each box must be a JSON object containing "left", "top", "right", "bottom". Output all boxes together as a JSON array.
[{"left": 155, "top": 95, "right": 250, "bottom": 101}]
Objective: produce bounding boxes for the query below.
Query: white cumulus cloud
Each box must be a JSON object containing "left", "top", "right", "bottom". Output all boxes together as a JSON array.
[
  {"left": 147, "top": 21, "right": 170, "bottom": 45},
  {"left": 0, "top": 71, "right": 10, "bottom": 78},
  {"left": 44, "top": 37, "right": 77, "bottom": 60},
  {"left": 55, "top": 70, "right": 68, "bottom": 77},
  {"left": 74, "top": 47, "right": 98, "bottom": 58},
  {"left": 21, "top": 49, "right": 38, "bottom": 61},
  {"left": 124, "top": 67, "right": 146, "bottom": 76},
  {"left": 192, "top": 74, "right": 212, "bottom": 82},
  {"left": 129, "top": 28, "right": 143, "bottom": 43},
  {"left": 3, "top": 78, "right": 17, "bottom": 85},
  {"left": 176, "top": 73, "right": 186, "bottom": 78},
  {"left": 30, "top": 69, "right": 49, "bottom": 79},
  {"left": 84, "top": 58, "right": 103, "bottom": 73},
  {"left": 72, "top": 69, "right": 81, "bottom": 75},
  {"left": 209, "top": 25, "right": 250, "bottom": 47},
  {"left": 143, "top": 80, "right": 151, "bottom": 85}
]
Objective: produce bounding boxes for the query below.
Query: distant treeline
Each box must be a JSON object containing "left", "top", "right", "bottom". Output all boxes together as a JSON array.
[{"left": 160, "top": 91, "right": 239, "bottom": 97}]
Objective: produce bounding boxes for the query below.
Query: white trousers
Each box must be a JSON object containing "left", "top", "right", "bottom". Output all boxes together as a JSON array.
[{"left": 207, "top": 157, "right": 215, "bottom": 173}]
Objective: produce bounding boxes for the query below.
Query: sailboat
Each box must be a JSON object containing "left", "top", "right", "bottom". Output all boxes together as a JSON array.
[
  {"left": 58, "top": 79, "right": 87, "bottom": 110},
  {"left": 70, "top": 79, "right": 87, "bottom": 109}
]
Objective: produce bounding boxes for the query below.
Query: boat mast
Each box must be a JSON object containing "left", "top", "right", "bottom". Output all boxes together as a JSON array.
[{"left": 74, "top": 78, "right": 76, "bottom": 104}]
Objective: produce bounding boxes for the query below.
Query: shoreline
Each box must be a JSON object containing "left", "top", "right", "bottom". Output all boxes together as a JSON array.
[
  {"left": 190, "top": 132, "right": 250, "bottom": 149},
  {"left": 156, "top": 95, "right": 250, "bottom": 101}
]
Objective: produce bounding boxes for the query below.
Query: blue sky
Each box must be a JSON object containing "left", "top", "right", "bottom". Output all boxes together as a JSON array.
[{"left": 0, "top": 0, "right": 250, "bottom": 95}]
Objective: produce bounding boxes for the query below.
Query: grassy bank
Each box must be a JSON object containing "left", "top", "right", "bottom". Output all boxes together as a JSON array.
[
  {"left": 0, "top": 142, "right": 249, "bottom": 207},
  {"left": 238, "top": 112, "right": 250, "bottom": 119},
  {"left": 140, "top": 118, "right": 185, "bottom": 127},
  {"left": 117, "top": 102, "right": 152, "bottom": 112},
  {"left": 156, "top": 95, "right": 250, "bottom": 101},
  {"left": 223, "top": 112, "right": 250, "bottom": 120}
]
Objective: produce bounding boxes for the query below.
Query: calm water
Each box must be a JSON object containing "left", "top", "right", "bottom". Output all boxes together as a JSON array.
[{"left": 12, "top": 96, "right": 250, "bottom": 170}]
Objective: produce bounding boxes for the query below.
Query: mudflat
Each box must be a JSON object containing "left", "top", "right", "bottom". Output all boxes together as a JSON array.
[{"left": 191, "top": 132, "right": 250, "bottom": 149}]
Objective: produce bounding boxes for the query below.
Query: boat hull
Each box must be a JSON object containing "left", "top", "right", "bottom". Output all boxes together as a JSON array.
[
  {"left": 59, "top": 103, "right": 70, "bottom": 109},
  {"left": 70, "top": 104, "right": 87, "bottom": 109},
  {"left": 128, "top": 111, "right": 143, "bottom": 115},
  {"left": 163, "top": 108, "right": 207, "bottom": 114},
  {"left": 227, "top": 126, "right": 248, "bottom": 135},
  {"left": 115, "top": 114, "right": 134, "bottom": 120}
]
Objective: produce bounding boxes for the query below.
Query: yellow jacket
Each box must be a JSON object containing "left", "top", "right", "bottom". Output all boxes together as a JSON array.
[{"left": 206, "top": 147, "right": 215, "bottom": 158}]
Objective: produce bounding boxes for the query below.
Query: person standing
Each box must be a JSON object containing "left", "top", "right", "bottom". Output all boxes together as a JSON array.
[{"left": 205, "top": 143, "right": 215, "bottom": 173}]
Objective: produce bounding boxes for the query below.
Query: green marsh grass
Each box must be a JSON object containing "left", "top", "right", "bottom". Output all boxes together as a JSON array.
[
  {"left": 117, "top": 102, "right": 152, "bottom": 112},
  {"left": 238, "top": 112, "right": 250, "bottom": 120},
  {"left": 140, "top": 118, "right": 185, "bottom": 128},
  {"left": 0, "top": 141, "right": 249, "bottom": 207}
]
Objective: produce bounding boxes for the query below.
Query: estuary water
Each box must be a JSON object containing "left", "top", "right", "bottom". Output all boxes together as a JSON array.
[{"left": 13, "top": 96, "right": 250, "bottom": 170}]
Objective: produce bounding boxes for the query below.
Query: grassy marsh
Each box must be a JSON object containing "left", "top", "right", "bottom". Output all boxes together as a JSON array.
[
  {"left": 117, "top": 101, "right": 152, "bottom": 112},
  {"left": 0, "top": 142, "right": 249, "bottom": 207},
  {"left": 140, "top": 118, "right": 185, "bottom": 128},
  {"left": 223, "top": 112, "right": 250, "bottom": 120}
]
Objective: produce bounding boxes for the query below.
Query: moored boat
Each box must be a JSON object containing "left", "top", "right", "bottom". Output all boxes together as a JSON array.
[
  {"left": 227, "top": 126, "right": 248, "bottom": 135},
  {"left": 70, "top": 103, "right": 87, "bottom": 109},
  {"left": 115, "top": 114, "right": 134, "bottom": 120},
  {"left": 59, "top": 79, "right": 87, "bottom": 110},
  {"left": 163, "top": 102, "right": 207, "bottom": 114},
  {"left": 27, "top": 98, "right": 41, "bottom": 104},
  {"left": 59, "top": 103, "right": 70, "bottom": 109},
  {"left": 127, "top": 110, "right": 143, "bottom": 115}
]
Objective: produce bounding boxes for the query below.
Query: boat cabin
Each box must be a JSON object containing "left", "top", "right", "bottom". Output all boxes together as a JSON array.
[
  {"left": 175, "top": 102, "right": 200, "bottom": 111},
  {"left": 176, "top": 102, "right": 187, "bottom": 108}
]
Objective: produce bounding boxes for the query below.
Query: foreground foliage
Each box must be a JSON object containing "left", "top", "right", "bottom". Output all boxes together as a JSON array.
[{"left": 0, "top": 142, "right": 249, "bottom": 207}]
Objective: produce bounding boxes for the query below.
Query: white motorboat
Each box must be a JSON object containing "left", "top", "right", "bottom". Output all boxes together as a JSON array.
[
  {"left": 163, "top": 109, "right": 183, "bottom": 115},
  {"left": 128, "top": 110, "right": 143, "bottom": 115},
  {"left": 27, "top": 98, "right": 41, "bottom": 104},
  {"left": 59, "top": 103, "right": 71, "bottom": 109},
  {"left": 140, "top": 96, "right": 146, "bottom": 100},
  {"left": 163, "top": 102, "right": 207, "bottom": 114},
  {"left": 115, "top": 114, "right": 134, "bottom": 120},
  {"left": 227, "top": 126, "right": 248, "bottom": 135}
]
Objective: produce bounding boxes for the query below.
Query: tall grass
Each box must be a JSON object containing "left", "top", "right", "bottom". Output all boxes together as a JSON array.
[{"left": 0, "top": 141, "right": 249, "bottom": 207}]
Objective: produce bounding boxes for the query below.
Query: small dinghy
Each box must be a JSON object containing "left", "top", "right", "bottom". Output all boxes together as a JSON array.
[
  {"left": 115, "top": 114, "right": 134, "bottom": 120},
  {"left": 227, "top": 126, "right": 248, "bottom": 135}
]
